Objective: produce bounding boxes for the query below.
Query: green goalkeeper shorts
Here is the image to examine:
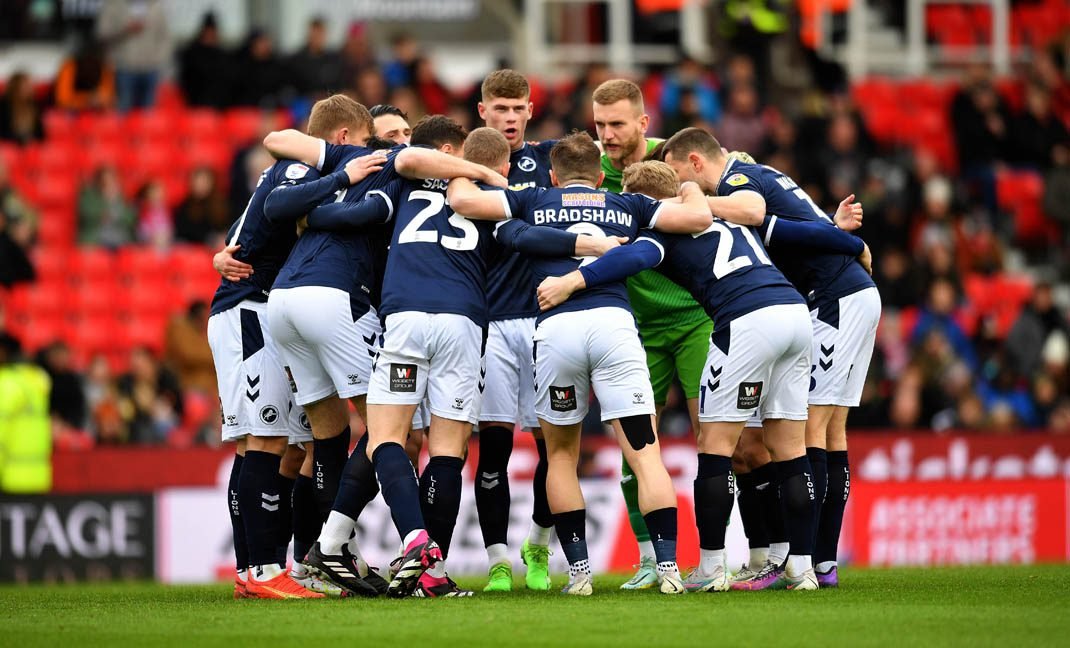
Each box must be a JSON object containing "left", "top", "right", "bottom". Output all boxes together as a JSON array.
[{"left": 642, "top": 318, "right": 714, "bottom": 404}]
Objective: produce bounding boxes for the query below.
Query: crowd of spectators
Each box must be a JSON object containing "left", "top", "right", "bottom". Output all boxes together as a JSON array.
[{"left": 1, "top": 4, "right": 1069, "bottom": 445}]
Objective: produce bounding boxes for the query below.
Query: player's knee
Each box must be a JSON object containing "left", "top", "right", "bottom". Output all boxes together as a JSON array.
[
  {"left": 618, "top": 414, "right": 656, "bottom": 452},
  {"left": 246, "top": 434, "right": 288, "bottom": 455},
  {"left": 280, "top": 444, "right": 306, "bottom": 477}
]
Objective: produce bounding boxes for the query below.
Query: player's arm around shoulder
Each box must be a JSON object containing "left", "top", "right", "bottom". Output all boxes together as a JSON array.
[
  {"left": 262, "top": 129, "right": 324, "bottom": 168},
  {"left": 706, "top": 172, "right": 766, "bottom": 226},
  {"left": 648, "top": 181, "right": 712, "bottom": 233},
  {"left": 394, "top": 147, "right": 508, "bottom": 188},
  {"left": 446, "top": 178, "right": 514, "bottom": 221}
]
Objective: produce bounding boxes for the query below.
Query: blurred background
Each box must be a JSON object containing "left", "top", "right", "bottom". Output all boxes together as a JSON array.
[{"left": 0, "top": 0, "right": 1068, "bottom": 582}]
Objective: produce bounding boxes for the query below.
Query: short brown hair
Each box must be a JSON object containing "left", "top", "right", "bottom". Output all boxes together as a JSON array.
[
  {"left": 662, "top": 127, "right": 724, "bottom": 163},
  {"left": 481, "top": 69, "right": 530, "bottom": 101},
  {"left": 622, "top": 161, "right": 679, "bottom": 200},
  {"left": 550, "top": 131, "right": 601, "bottom": 185},
  {"left": 592, "top": 79, "right": 644, "bottom": 112},
  {"left": 410, "top": 115, "right": 468, "bottom": 150},
  {"left": 463, "top": 127, "right": 510, "bottom": 169},
  {"left": 307, "top": 94, "right": 373, "bottom": 140}
]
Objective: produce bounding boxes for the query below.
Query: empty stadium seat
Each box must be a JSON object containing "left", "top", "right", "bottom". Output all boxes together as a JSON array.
[{"left": 70, "top": 247, "right": 117, "bottom": 283}]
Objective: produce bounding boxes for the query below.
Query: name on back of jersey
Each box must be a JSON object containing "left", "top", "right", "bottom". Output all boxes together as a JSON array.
[
  {"left": 421, "top": 178, "right": 449, "bottom": 191},
  {"left": 533, "top": 194, "right": 633, "bottom": 227}
]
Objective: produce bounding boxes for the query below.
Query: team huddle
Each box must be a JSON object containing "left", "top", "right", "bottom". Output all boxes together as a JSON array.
[{"left": 207, "top": 70, "right": 880, "bottom": 599}]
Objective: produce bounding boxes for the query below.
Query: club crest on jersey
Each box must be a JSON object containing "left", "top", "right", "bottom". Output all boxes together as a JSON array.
[
  {"left": 260, "top": 405, "right": 280, "bottom": 425},
  {"left": 737, "top": 381, "right": 763, "bottom": 409},
  {"left": 299, "top": 412, "right": 311, "bottom": 431},
  {"left": 285, "top": 163, "right": 309, "bottom": 179},
  {"left": 518, "top": 156, "right": 537, "bottom": 172},
  {"left": 389, "top": 363, "right": 418, "bottom": 393},
  {"left": 550, "top": 385, "right": 577, "bottom": 412},
  {"left": 726, "top": 173, "right": 749, "bottom": 187}
]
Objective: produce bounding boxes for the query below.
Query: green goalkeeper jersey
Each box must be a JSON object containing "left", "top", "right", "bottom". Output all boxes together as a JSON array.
[{"left": 601, "top": 138, "right": 710, "bottom": 332}]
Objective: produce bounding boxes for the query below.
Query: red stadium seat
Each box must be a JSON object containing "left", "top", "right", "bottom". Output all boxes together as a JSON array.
[
  {"left": 119, "top": 312, "right": 169, "bottom": 353},
  {"left": 70, "top": 246, "right": 117, "bottom": 283},
  {"left": 115, "top": 246, "right": 176, "bottom": 281},
  {"left": 127, "top": 109, "right": 175, "bottom": 143},
  {"left": 36, "top": 211, "right": 76, "bottom": 248},
  {"left": 179, "top": 109, "right": 224, "bottom": 141},
  {"left": 74, "top": 279, "right": 126, "bottom": 317},
  {"left": 127, "top": 276, "right": 185, "bottom": 317},
  {"left": 29, "top": 247, "right": 70, "bottom": 284},
  {"left": 222, "top": 109, "right": 269, "bottom": 147},
  {"left": 8, "top": 280, "right": 68, "bottom": 319},
  {"left": 70, "top": 313, "right": 125, "bottom": 354},
  {"left": 43, "top": 110, "right": 75, "bottom": 143},
  {"left": 17, "top": 315, "right": 71, "bottom": 354}
]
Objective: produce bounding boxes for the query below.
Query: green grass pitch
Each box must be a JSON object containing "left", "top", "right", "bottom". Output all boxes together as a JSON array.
[{"left": 3, "top": 565, "right": 1069, "bottom": 647}]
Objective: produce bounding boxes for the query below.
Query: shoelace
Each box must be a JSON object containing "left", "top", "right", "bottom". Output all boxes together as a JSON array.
[
  {"left": 752, "top": 561, "right": 781, "bottom": 580},
  {"left": 490, "top": 563, "right": 511, "bottom": 579},
  {"left": 527, "top": 544, "right": 552, "bottom": 562}
]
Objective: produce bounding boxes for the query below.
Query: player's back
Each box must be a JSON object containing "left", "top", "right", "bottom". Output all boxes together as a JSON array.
[
  {"left": 645, "top": 220, "right": 802, "bottom": 327},
  {"left": 721, "top": 160, "right": 874, "bottom": 307},
  {"left": 272, "top": 144, "right": 404, "bottom": 306},
  {"left": 211, "top": 160, "right": 313, "bottom": 316},
  {"left": 485, "top": 140, "right": 555, "bottom": 320},
  {"left": 506, "top": 184, "right": 663, "bottom": 320},
  {"left": 379, "top": 177, "right": 496, "bottom": 327}
]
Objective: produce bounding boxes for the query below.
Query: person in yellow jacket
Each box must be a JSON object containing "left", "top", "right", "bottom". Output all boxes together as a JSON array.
[{"left": 0, "top": 333, "right": 51, "bottom": 493}]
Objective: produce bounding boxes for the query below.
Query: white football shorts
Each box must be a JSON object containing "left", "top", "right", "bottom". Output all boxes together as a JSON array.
[
  {"left": 809, "top": 287, "right": 881, "bottom": 407},
  {"left": 479, "top": 317, "right": 538, "bottom": 429}
]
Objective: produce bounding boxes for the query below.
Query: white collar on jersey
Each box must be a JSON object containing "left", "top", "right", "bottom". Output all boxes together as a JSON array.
[
  {"left": 561, "top": 181, "right": 598, "bottom": 189},
  {"left": 713, "top": 156, "right": 736, "bottom": 197}
]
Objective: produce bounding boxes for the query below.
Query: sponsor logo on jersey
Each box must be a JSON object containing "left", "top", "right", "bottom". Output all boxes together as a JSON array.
[
  {"left": 285, "top": 163, "right": 310, "bottom": 180},
  {"left": 347, "top": 374, "right": 362, "bottom": 385},
  {"left": 389, "top": 363, "right": 418, "bottom": 392},
  {"left": 550, "top": 385, "right": 577, "bottom": 412},
  {"left": 260, "top": 405, "right": 280, "bottom": 425},
  {"left": 736, "top": 381, "right": 763, "bottom": 409},
  {"left": 632, "top": 392, "right": 646, "bottom": 405},
  {"left": 225, "top": 414, "right": 238, "bottom": 426},
  {"left": 726, "top": 173, "right": 749, "bottom": 187},
  {"left": 452, "top": 397, "right": 464, "bottom": 410},
  {"left": 561, "top": 193, "right": 605, "bottom": 207},
  {"left": 284, "top": 366, "right": 298, "bottom": 394},
  {"left": 518, "top": 156, "right": 537, "bottom": 172}
]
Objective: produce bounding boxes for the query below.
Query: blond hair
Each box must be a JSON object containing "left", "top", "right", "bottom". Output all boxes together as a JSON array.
[
  {"left": 307, "top": 94, "right": 373, "bottom": 140},
  {"left": 592, "top": 79, "right": 644, "bottom": 112},
  {"left": 622, "top": 161, "right": 679, "bottom": 200},
  {"left": 463, "top": 127, "right": 510, "bottom": 169}
]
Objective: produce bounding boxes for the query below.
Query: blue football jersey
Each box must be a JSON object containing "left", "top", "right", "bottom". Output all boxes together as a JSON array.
[
  {"left": 271, "top": 144, "right": 405, "bottom": 315},
  {"left": 501, "top": 184, "right": 663, "bottom": 321},
  {"left": 210, "top": 159, "right": 324, "bottom": 316},
  {"left": 486, "top": 140, "right": 556, "bottom": 321},
  {"left": 638, "top": 221, "right": 803, "bottom": 327},
  {"left": 378, "top": 177, "right": 496, "bottom": 327},
  {"left": 717, "top": 159, "right": 875, "bottom": 318}
]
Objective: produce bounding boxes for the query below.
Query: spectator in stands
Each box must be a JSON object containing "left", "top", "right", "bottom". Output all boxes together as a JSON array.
[
  {"left": 911, "top": 278, "right": 978, "bottom": 370},
  {"left": 35, "top": 341, "right": 86, "bottom": 434},
  {"left": 54, "top": 39, "right": 116, "bottom": 111},
  {"left": 0, "top": 204, "right": 34, "bottom": 287},
  {"left": 174, "top": 167, "right": 228, "bottom": 245},
  {"left": 977, "top": 356, "right": 1038, "bottom": 428},
  {"left": 819, "top": 112, "right": 870, "bottom": 204},
  {"left": 164, "top": 300, "right": 215, "bottom": 397},
  {"left": 178, "top": 12, "right": 232, "bottom": 109},
  {"left": 660, "top": 56, "right": 722, "bottom": 129},
  {"left": 1005, "top": 281, "right": 1070, "bottom": 378},
  {"left": 0, "top": 71, "right": 43, "bottom": 144},
  {"left": 661, "top": 89, "right": 709, "bottom": 139},
  {"left": 1011, "top": 82, "right": 1070, "bottom": 170},
  {"left": 383, "top": 33, "right": 419, "bottom": 89},
  {"left": 78, "top": 165, "right": 135, "bottom": 248},
  {"left": 233, "top": 29, "right": 287, "bottom": 108},
  {"left": 1044, "top": 144, "right": 1070, "bottom": 246},
  {"left": 340, "top": 22, "right": 376, "bottom": 84},
  {"left": 1031, "top": 47, "right": 1070, "bottom": 129},
  {"left": 412, "top": 57, "right": 451, "bottom": 116},
  {"left": 950, "top": 65, "right": 1009, "bottom": 212},
  {"left": 136, "top": 179, "right": 172, "bottom": 250},
  {"left": 117, "top": 346, "right": 183, "bottom": 444},
  {"left": 874, "top": 248, "right": 923, "bottom": 310},
  {"left": 84, "top": 353, "right": 125, "bottom": 444},
  {"left": 354, "top": 68, "right": 388, "bottom": 111},
  {"left": 717, "top": 83, "right": 767, "bottom": 157},
  {"left": 290, "top": 16, "right": 343, "bottom": 98},
  {"left": 95, "top": 0, "right": 170, "bottom": 111}
]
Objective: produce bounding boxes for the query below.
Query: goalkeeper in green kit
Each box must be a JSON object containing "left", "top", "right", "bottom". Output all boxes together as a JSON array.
[{"left": 592, "top": 79, "right": 712, "bottom": 589}]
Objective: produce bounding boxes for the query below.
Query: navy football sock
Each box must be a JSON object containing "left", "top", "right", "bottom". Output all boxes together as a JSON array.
[
  {"left": 693, "top": 453, "right": 734, "bottom": 551},
  {"left": 275, "top": 474, "right": 295, "bottom": 566},
  {"left": 752, "top": 462, "right": 787, "bottom": 546},
  {"left": 313, "top": 426, "right": 351, "bottom": 518},
  {"left": 227, "top": 453, "right": 248, "bottom": 571},
  {"left": 333, "top": 433, "right": 379, "bottom": 520},
  {"left": 291, "top": 474, "right": 319, "bottom": 562},
  {"left": 777, "top": 456, "right": 817, "bottom": 557},
  {"left": 531, "top": 437, "right": 553, "bottom": 528},
  {"left": 420, "top": 455, "right": 465, "bottom": 558},
  {"left": 373, "top": 442, "right": 424, "bottom": 540},
  {"left": 736, "top": 472, "right": 769, "bottom": 549},
  {"left": 553, "top": 509, "right": 590, "bottom": 572},
  {"left": 806, "top": 447, "right": 828, "bottom": 548},
  {"left": 642, "top": 507, "right": 678, "bottom": 566},
  {"left": 474, "top": 426, "right": 513, "bottom": 548},
  {"left": 238, "top": 450, "right": 284, "bottom": 568},
  {"left": 816, "top": 451, "right": 850, "bottom": 565}
]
